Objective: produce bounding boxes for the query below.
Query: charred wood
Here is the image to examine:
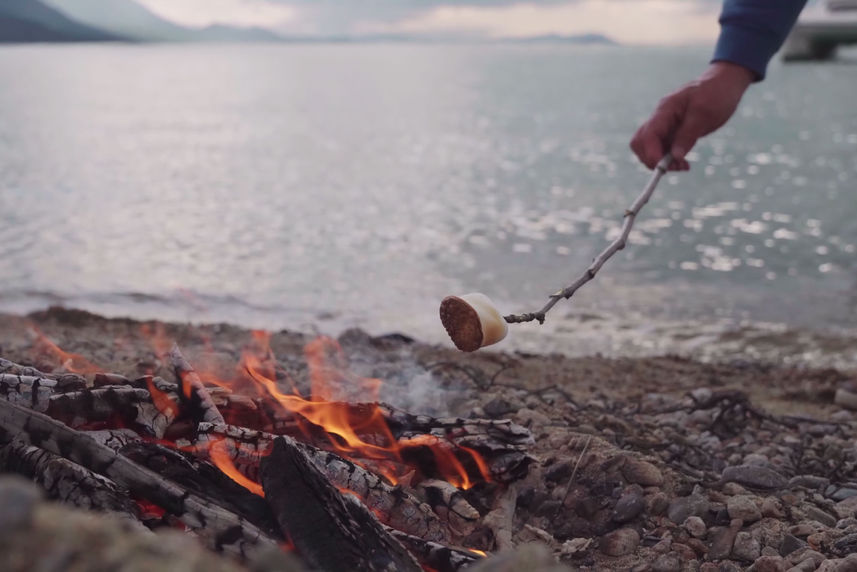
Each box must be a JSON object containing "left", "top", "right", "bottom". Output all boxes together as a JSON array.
[
  {"left": 119, "top": 441, "right": 281, "bottom": 539},
  {"left": 47, "top": 386, "right": 176, "bottom": 438},
  {"left": 0, "top": 399, "right": 279, "bottom": 561},
  {"left": 0, "top": 437, "right": 138, "bottom": 517},
  {"left": 387, "top": 528, "right": 483, "bottom": 572},
  {"left": 261, "top": 436, "right": 421, "bottom": 572},
  {"left": 0, "top": 358, "right": 86, "bottom": 390},
  {"left": 195, "top": 422, "right": 452, "bottom": 542},
  {"left": 0, "top": 374, "right": 57, "bottom": 412},
  {"left": 169, "top": 344, "right": 226, "bottom": 426}
]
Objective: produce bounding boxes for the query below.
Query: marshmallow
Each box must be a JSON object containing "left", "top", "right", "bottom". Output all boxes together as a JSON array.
[{"left": 439, "top": 293, "right": 508, "bottom": 352}]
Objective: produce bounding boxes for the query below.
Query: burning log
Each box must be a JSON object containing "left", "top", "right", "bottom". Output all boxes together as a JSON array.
[
  {"left": 195, "top": 422, "right": 454, "bottom": 542},
  {"left": 417, "top": 479, "right": 480, "bottom": 535},
  {"left": 0, "top": 437, "right": 138, "bottom": 518},
  {"left": 47, "top": 386, "right": 177, "bottom": 438},
  {"left": 386, "top": 529, "right": 484, "bottom": 572},
  {"left": 168, "top": 343, "right": 226, "bottom": 426},
  {"left": 0, "top": 398, "right": 279, "bottom": 560},
  {"left": 0, "top": 358, "right": 87, "bottom": 390},
  {"left": 260, "top": 436, "right": 422, "bottom": 572},
  {"left": 0, "top": 374, "right": 57, "bottom": 412}
]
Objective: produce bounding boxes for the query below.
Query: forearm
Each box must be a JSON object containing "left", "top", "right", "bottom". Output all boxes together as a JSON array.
[{"left": 712, "top": 0, "right": 808, "bottom": 80}]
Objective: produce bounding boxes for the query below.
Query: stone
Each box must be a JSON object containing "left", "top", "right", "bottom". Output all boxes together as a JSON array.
[
  {"left": 649, "top": 492, "right": 670, "bottom": 516},
  {"left": 721, "top": 465, "right": 788, "bottom": 490},
  {"left": 733, "top": 531, "right": 762, "bottom": 562},
  {"left": 832, "top": 533, "right": 857, "bottom": 557},
  {"left": 622, "top": 457, "right": 664, "bottom": 487},
  {"left": 834, "top": 496, "right": 857, "bottom": 520},
  {"left": 780, "top": 535, "right": 808, "bottom": 556},
  {"left": 708, "top": 519, "right": 742, "bottom": 561},
  {"left": 651, "top": 552, "right": 683, "bottom": 572},
  {"left": 834, "top": 387, "right": 857, "bottom": 411},
  {"left": 0, "top": 477, "right": 40, "bottom": 533},
  {"left": 744, "top": 454, "right": 771, "bottom": 467},
  {"left": 804, "top": 505, "right": 838, "bottom": 528},
  {"left": 790, "top": 476, "right": 831, "bottom": 490},
  {"left": 668, "top": 495, "right": 711, "bottom": 525},
  {"left": 728, "top": 496, "right": 762, "bottom": 523},
  {"left": 816, "top": 555, "right": 857, "bottom": 572},
  {"left": 830, "top": 488, "right": 857, "bottom": 503},
  {"left": 685, "top": 516, "right": 707, "bottom": 538},
  {"left": 612, "top": 490, "right": 646, "bottom": 523},
  {"left": 544, "top": 461, "right": 573, "bottom": 483},
  {"left": 750, "top": 555, "right": 787, "bottom": 572},
  {"left": 467, "top": 542, "right": 574, "bottom": 572},
  {"left": 600, "top": 528, "right": 641, "bottom": 557},
  {"left": 762, "top": 497, "right": 786, "bottom": 519}
]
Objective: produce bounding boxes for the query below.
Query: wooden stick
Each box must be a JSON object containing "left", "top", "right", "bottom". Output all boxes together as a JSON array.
[
  {"left": 504, "top": 154, "right": 673, "bottom": 324},
  {"left": 169, "top": 343, "right": 226, "bottom": 426}
]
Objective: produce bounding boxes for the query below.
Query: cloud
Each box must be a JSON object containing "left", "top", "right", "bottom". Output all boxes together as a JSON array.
[
  {"left": 356, "top": 1, "right": 721, "bottom": 45},
  {"left": 139, "top": 0, "right": 298, "bottom": 29}
]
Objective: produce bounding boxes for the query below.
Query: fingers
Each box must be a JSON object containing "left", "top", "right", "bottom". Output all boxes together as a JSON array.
[
  {"left": 631, "top": 91, "right": 688, "bottom": 170},
  {"left": 670, "top": 113, "right": 705, "bottom": 164}
]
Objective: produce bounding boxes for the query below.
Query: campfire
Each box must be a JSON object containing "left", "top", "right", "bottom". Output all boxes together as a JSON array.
[{"left": 0, "top": 326, "right": 534, "bottom": 571}]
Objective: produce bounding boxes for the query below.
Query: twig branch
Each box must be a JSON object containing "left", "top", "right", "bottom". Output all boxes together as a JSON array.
[{"left": 504, "top": 154, "right": 672, "bottom": 325}]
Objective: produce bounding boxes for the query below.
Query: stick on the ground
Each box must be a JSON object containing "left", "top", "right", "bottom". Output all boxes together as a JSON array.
[{"left": 504, "top": 154, "right": 673, "bottom": 324}]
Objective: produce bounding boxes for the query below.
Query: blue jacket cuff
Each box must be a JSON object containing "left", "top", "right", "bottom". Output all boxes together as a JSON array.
[{"left": 712, "top": 24, "right": 780, "bottom": 81}]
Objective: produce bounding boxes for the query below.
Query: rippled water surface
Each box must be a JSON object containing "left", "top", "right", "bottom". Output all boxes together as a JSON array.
[{"left": 1, "top": 44, "right": 855, "bottom": 363}]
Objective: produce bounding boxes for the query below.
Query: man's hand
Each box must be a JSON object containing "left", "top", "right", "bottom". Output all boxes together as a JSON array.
[{"left": 630, "top": 62, "right": 755, "bottom": 171}]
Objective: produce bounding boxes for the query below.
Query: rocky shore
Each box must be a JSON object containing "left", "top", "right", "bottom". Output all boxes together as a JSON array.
[{"left": 1, "top": 307, "right": 856, "bottom": 571}]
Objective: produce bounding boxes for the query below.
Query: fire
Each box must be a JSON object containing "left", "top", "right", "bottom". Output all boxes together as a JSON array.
[
  {"left": 146, "top": 377, "right": 180, "bottom": 418},
  {"left": 243, "top": 332, "right": 491, "bottom": 490},
  {"left": 30, "top": 327, "right": 102, "bottom": 375},
  {"left": 209, "top": 438, "right": 264, "bottom": 497}
]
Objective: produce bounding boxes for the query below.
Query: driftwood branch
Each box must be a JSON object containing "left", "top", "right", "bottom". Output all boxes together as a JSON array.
[
  {"left": 504, "top": 154, "right": 672, "bottom": 324},
  {"left": 261, "top": 436, "right": 422, "bottom": 572}
]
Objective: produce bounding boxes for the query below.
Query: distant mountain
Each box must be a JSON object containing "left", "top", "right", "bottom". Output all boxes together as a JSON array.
[
  {"left": 0, "top": 0, "right": 120, "bottom": 42},
  {"left": 503, "top": 33, "right": 618, "bottom": 45},
  {"left": 42, "top": 0, "right": 284, "bottom": 42}
]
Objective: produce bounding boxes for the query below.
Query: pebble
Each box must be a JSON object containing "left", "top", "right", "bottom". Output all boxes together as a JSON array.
[
  {"left": 0, "top": 477, "right": 40, "bottom": 533},
  {"left": 833, "top": 388, "right": 857, "bottom": 411},
  {"left": 804, "top": 505, "right": 838, "bottom": 528},
  {"left": 612, "top": 489, "right": 646, "bottom": 523},
  {"left": 649, "top": 492, "right": 670, "bottom": 516},
  {"left": 728, "top": 496, "right": 762, "bottom": 523},
  {"left": 600, "top": 527, "right": 641, "bottom": 557},
  {"left": 622, "top": 457, "right": 664, "bottom": 487},
  {"left": 733, "top": 531, "right": 762, "bottom": 562},
  {"left": 651, "top": 553, "right": 682, "bottom": 572},
  {"left": 829, "top": 488, "right": 857, "bottom": 503},
  {"left": 708, "top": 519, "right": 743, "bottom": 561},
  {"left": 816, "top": 555, "right": 857, "bottom": 572},
  {"left": 832, "top": 533, "right": 857, "bottom": 557},
  {"left": 790, "top": 476, "right": 831, "bottom": 490},
  {"left": 834, "top": 497, "right": 857, "bottom": 520},
  {"left": 763, "top": 497, "right": 787, "bottom": 519},
  {"left": 750, "top": 555, "right": 787, "bottom": 572},
  {"left": 684, "top": 516, "right": 707, "bottom": 538},
  {"left": 721, "top": 465, "right": 788, "bottom": 490},
  {"left": 745, "top": 454, "right": 771, "bottom": 467},
  {"left": 668, "top": 495, "right": 711, "bottom": 525},
  {"left": 781, "top": 535, "right": 809, "bottom": 556}
]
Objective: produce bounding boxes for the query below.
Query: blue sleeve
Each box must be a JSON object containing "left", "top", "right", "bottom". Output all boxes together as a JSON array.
[{"left": 712, "top": 0, "right": 808, "bottom": 80}]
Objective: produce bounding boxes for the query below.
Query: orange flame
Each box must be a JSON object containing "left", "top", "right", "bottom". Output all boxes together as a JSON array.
[
  {"left": 30, "top": 327, "right": 102, "bottom": 375},
  {"left": 209, "top": 438, "right": 264, "bottom": 497},
  {"left": 243, "top": 332, "right": 491, "bottom": 490},
  {"left": 146, "top": 377, "right": 180, "bottom": 418}
]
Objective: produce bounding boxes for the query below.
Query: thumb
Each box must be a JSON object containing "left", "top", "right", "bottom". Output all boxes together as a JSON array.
[{"left": 670, "top": 114, "right": 705, "bottom": 161}]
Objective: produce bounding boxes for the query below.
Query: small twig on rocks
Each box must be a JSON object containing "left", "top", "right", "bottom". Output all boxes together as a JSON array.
[
  {"left": 504, "top": 155, "right": 672, "bottom": 325},
  {"left": 558, "top": 435, "right": 592, "bottom": 517}
]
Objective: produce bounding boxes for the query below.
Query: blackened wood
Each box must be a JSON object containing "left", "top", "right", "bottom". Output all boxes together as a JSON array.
[
  {"left": 119, "top": 441, "right": 281, "bottom": 539},
  {"left": 0, "top": 358, "right": 86, "bottom": 390},
  {"left": 196, "top": 422, "right": 451, "bottom": 542},
  {"left": 83, "top": 428, "right": 142, "bottom": 450},
  {"left": 418, "top": 479, "right": 480, "bottom": 537},
  {"left": 0, "top": 398, "right": 278, "bottom": 561},
  {"left": 0, "top": 374, "right": 57, "bottom": 412},
  {"left": 46, "top": 386, "right": 176, "bottom": 438},
  {"left": 387, "top": 528, "right": 483, "bottom": 572},
  {"left": 0, "top": 437, "right": 138, "bottom": 517},
  {"left": 261, "top": 436, "right": 421, "bottom": 572},
  {"left": 169, "top": 344, "right": 225, "bottom": 426}
]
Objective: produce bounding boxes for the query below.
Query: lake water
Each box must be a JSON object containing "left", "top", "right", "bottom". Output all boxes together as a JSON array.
[{"left": 0, "top": 43, "right": 855, "bottom": 366}]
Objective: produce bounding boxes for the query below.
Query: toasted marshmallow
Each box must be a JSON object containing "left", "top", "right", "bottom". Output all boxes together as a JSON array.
[{"left": 439, "top": 293, "right": 508, "bottom": 352}]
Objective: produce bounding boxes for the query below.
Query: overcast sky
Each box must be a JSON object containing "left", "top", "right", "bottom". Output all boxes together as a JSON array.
[{"left": 135, "top": 0, "right": 729, "bottom": 44}]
